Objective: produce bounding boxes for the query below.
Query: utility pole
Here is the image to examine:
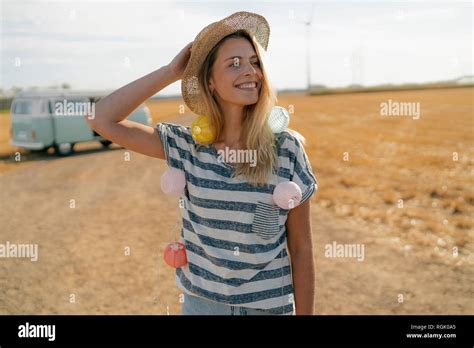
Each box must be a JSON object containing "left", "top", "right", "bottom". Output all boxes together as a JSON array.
[{"left": 303, "top": 4, "right": 314, "bottom": 91}]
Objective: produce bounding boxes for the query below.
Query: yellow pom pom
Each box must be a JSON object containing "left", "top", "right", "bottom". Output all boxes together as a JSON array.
[{"left": 191, "top": 115, "right": 215, "bottom": 144}]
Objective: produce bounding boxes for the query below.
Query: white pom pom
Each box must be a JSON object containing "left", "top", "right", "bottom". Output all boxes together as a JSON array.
[
  {"left": 273, "top": 181, "right": 302, "bottom": 209},
  {"left": 160, "top": 168, "right": 186, "bottom": 196},
  {"left": 268, "top": 106, "right": 290, "bottom": 134}
]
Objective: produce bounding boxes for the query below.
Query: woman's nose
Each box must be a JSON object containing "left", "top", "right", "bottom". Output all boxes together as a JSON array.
[{"left": 243, "top": 63, "right": 260, "bottom": 77}]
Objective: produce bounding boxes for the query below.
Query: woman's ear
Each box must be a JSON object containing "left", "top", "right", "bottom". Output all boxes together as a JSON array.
[{"left": 209, "top": 80, "right": 215, "bottom": 95}]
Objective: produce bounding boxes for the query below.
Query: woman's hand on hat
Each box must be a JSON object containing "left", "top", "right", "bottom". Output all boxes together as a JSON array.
[{"left": 166, "top": 41, "right": 193, "bottom": 82}]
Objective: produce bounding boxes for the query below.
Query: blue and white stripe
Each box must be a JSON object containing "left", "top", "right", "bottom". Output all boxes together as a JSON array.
[{"left": 156, "top": 122, "right": 318, "bottom": 315}]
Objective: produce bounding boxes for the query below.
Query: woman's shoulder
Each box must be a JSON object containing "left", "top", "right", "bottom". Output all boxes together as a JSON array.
[
  {"left": 156, "top": 122, "right": 195, "bottom": 145},
  {"left": 275, "top": 128, "right": 306, "bottom": 151}
]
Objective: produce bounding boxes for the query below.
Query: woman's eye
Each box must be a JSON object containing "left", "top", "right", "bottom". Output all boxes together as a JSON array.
[{"left": 228, "top": 61, "right": 260, "bottom": 68}]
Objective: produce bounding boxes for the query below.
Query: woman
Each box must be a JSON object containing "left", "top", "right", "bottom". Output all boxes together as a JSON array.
[{"left": 86, "top": 11, "right": 318, "bottom": 315}]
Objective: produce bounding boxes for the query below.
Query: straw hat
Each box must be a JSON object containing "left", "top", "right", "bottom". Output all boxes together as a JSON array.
[{"left": 181, "top": 11, "right": 270, "bottom": 116}]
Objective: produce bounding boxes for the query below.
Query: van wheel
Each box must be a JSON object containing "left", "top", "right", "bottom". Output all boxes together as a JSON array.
[
  {"left": 100, "top": 140, "right": 112, "bottom": 148},
  {"left": 54, "top": 143, "right": 74, "bottom": 156}
]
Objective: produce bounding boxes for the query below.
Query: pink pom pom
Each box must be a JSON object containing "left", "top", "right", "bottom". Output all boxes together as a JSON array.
[
  {"left": 273, "top": 181, "right": 302, "bottom": 209},
  {"left": 160, "top": 168, "right": 186, "bottom": 196},
  {"left": 163, "top": 242, "right": 188, "bottom": 268}
]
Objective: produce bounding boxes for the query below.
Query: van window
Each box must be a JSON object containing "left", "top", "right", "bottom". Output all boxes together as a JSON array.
[{"left": 13, "top": 101, "right": 33, "bottom": 115}]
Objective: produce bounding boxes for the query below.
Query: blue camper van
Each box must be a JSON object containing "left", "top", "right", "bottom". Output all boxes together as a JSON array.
[{"left": 10, "top": 90, "right": 152, "bottom": 155}]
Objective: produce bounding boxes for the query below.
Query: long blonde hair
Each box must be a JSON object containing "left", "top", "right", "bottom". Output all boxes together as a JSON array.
[{"left": 197, "top": 30, "right": 278, "bottom": 187}]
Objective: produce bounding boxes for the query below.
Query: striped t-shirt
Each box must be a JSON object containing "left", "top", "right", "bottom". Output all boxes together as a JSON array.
[{"left": 156, "top": 122, "right": 318, "bottom": 315}]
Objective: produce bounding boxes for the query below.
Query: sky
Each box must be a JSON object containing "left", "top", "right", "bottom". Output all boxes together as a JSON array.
[{"left": 0, "top": 0, "right": 472, "bottom": 96}]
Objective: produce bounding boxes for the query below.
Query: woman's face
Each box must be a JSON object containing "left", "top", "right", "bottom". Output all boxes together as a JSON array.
[{"left": 209, "top": 37, "right": 263, "bottom": 108}]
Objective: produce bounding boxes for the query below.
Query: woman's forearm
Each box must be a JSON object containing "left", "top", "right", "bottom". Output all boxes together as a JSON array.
[
  {"left": 91, "top": 65, "right": 178, "bottom": 125},
  {"left": 291, "top": 249, "right": 316, "bottom": 315}
]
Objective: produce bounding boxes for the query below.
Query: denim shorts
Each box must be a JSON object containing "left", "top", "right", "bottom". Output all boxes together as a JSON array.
[{"left": 181, "top": 293, "right": 284, "bottom": 315}]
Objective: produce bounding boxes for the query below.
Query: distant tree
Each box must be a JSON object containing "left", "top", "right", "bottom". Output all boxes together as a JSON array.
[
  {"left": 347, "top": 84, "right": 363, "bottom": 89},
  {"left": 62, "top": 83, "right": 71, "bottom": 89},
  {"left": 11, "top": 86, "right": 22, "bottom": 95}
]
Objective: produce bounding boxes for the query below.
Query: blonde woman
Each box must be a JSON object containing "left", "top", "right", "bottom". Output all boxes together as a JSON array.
[{"left": 86, "top": 12, "right": 318, "bottom": 315}]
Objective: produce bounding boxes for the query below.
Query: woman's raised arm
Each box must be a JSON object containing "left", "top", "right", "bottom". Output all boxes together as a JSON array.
[{"left": 84, "top": 42, "right": 193, "bottom": 159}]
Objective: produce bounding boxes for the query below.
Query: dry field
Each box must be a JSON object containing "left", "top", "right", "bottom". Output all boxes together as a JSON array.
[
  {"left": 0, "top": 87, "right": 472, "bottom": 314},
  {"left": 278, "top": 88, "right": 473, "bottom": 266}
]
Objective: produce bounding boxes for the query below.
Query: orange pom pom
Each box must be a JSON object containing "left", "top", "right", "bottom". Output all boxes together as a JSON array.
[{"left": 163, "top": 242, "right": 188, "bottom": 268}]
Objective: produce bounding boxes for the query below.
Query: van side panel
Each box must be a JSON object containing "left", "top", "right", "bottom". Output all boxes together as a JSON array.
[
  {"left": 53, "top": 114, "right": 95, "bottom": 144},
  {"left": 32, "top": 116, "right": 55, "bottom": 147},
  {"left": 52, "top": 99, "right": 95, "bottom": 144}
]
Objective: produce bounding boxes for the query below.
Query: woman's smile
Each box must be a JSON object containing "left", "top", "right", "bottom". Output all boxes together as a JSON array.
[
  {"left": 234, "top": 81, "right": 259, "bottom": 94},
  {"left": 235, "top": 81, "right": 258, "bottom": 89}
]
